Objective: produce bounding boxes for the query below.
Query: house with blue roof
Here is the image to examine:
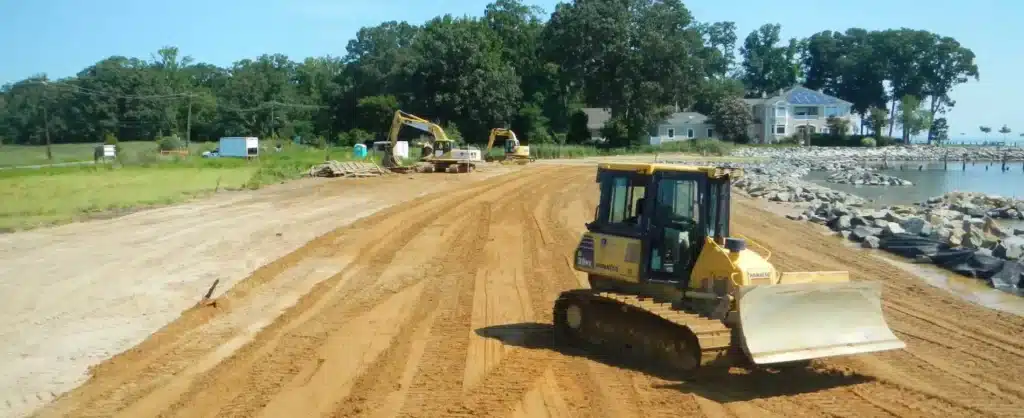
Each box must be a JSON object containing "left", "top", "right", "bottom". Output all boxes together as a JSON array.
[
  {"left": 580, "top": 85, "right": 858, "bottom": 145},
  {"left": 743, "top": 85, "right": 858, "bottom": 144}
]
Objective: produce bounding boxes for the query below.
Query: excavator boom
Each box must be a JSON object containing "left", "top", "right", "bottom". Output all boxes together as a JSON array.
[{"left": 383, "top": 110, "right": 481, "bottom": 173}]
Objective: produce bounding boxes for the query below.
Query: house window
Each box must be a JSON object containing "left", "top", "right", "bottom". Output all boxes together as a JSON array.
[
  {"left": 797, "top": 125, "right": 818, "bottom": 135},
  {"left": 824, "top": 106, "right": 840, "bottom": 118},
  {"left": 687, "top": 129, "right": 695, "bottom": 139},
  {"left": 794, "top": 106, "right": 819, "bottom": 119},
  {"left": 775, "top": 125, "right": 786, "bottom": 135},
  {"left": 707, "top": 128, "right": 714, "bottom": 138},
  {"left": 667, "top": 128, "right": 675, "bottom": 138},
  {"left": 775, "top": 106, "right": 787, "bottom": 118}
]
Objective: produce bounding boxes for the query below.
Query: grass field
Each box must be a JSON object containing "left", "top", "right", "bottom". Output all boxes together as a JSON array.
[
  {"left": 0, "top": 141, "right": 218, "bottom": 168},
  {"left": 0, "top": 166, "right": 256, "bottom": 231},
  {"left": 0, "top": 139, "right": 748, "bottom": 232},
  {"left": 0, "top": 142, "right": 356, "bottom": 232}
]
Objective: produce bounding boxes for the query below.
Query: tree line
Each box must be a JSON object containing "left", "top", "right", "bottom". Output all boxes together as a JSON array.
[{"left": 0, "top": 0, "right": 978, "bottom": 150}]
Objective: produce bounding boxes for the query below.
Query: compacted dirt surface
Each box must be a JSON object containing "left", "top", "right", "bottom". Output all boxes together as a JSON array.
[{"left": 13, "top": 164, "right": 1024, "bottom": 418}]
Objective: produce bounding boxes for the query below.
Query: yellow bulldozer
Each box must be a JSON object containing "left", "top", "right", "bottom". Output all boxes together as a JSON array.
[
  {"left": 484, "top": 128, "right": 534, "bottom": 165},
  {"left": 555, "top": 162, "right": 905, "bottom": 373}
]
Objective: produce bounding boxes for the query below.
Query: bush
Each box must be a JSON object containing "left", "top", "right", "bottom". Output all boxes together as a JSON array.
[
  {"left": 860, "top": 137, "right": 877, "bottom": 147},
  {"left": 157, "top": 136, "right": 185, "bottom": 151},
  {"left": 335, "top": 129, "right": 374, "bottom": 147}
]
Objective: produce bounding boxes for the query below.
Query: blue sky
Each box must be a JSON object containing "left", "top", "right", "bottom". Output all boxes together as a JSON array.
[{"left": 0, "top": 0, "right": 1019, "bottom": 139}]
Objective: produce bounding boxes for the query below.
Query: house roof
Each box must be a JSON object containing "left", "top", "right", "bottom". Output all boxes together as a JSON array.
[
  {"left": 747, "top": 85, "right": 852, "bottom": 106},
  {"left": 581, "top": 108, "right": 709, "bottom": 130},
  {"left": 582, "top": 108, "right": 612, "bottom": 130},
  {"left": 663, "top": 112, "right": 708, "bottom": 125}
]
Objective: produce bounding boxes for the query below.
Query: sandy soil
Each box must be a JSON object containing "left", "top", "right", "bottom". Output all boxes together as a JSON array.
[
  {"left": 13, "top": 164, "right": 1024, "bottom": 418},
  {"left": 0, "top": 167, "right": 512, "bottom": 418}
]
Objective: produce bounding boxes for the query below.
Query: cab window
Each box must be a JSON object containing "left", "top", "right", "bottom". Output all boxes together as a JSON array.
[
  {"left": 598, "top": 171, "right": 646, "bottom": 227},
  {"left": 653, "top": 178, "right": 698, "bottom": 222},
  {"left": 648, "top": 177, "right": 700, "bottom": 276}
]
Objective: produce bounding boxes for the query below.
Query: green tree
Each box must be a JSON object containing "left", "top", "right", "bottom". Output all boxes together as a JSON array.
[
  {"left": 566, "top": 109, "right": 590, "bottom": 144},
  {"left": 740, "top": 24, "right": 799, "bottom": 97},
  {"left": 866, "top": 106, "right": 889, "bottom": 138},
  {"left": 896, "top": 95, "right": 931, "bottom": 143},
  {"left": 355, "top": 95, "right": 399, "bottom": 136},
  {"left": 980, "top": 126, "right": 992, "bottom": 139},
  {"left": 998, "top": 125, "right": 1011, "bottom": 140},
  {"left": 708, "top": 97, "right": 751, "bottom": 142},
  {"left": 409, "top": 15, "right": 522, "bottom": 143},
  {"left": 931, "top": 117, "right": 949, "bottom": 144},
  {"left": 543, "top": 0, "right": 706, "bottom": 146},
  {"left": 921, "top": 36, "right": 978, "bottom": 140},
  {"left": 826, "top": 116, "right": 851, "bottom": 138}
]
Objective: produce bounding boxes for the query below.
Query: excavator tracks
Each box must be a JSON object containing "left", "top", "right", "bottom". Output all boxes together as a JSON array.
[{"left": 552, "top": 289, "right": 736, "bottom": 377}]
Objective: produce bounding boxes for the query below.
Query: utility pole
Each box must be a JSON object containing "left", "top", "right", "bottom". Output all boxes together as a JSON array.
[
  {"left": 269, "top": 102, "right": 275, "bottom": 139},
  {"left": 40, "top": 80, "right": 53, "bottom": 161},
  {"left": 185, "top": 93, "right": 193, "bottom": 148},
  {"left": 42, "top": 104, "right": 52, "bottom": 161}
]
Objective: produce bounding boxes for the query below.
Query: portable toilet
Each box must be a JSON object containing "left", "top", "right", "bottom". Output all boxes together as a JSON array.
[{"left": 353, "top": 143, "right": 368, "bottom": 159}]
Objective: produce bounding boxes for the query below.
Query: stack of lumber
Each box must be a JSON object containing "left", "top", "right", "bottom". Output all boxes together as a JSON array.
[{"left": 308, "top": 161, "right": 389, "bottom": 177}]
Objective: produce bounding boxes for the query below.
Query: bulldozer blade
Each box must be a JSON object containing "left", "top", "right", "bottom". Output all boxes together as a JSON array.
[{"left": 737, "top": 280, "right": 905, "bottom": 365}]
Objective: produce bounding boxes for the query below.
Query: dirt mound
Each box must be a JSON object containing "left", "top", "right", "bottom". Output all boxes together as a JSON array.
[{"left": 28, "top": 165, "right": 1024, "bottom": 418}]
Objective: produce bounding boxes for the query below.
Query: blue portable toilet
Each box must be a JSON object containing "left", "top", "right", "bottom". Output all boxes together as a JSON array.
[{"left": 353, "top": 143, "right": 368, "bottom": 159}]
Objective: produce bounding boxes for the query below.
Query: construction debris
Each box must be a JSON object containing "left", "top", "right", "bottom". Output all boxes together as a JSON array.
[{"left": 308, "top": 161, "right": 390, "bottom": 178}]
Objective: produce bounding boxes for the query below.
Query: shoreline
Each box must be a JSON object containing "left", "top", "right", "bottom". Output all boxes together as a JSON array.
[{"left": 662, "top": 145, "right": 1024, "bottom": 298}]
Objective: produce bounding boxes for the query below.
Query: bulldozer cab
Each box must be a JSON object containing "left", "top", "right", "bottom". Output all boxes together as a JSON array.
[{"left": 588, "top": 164, "right": 732, "bottom": 286}]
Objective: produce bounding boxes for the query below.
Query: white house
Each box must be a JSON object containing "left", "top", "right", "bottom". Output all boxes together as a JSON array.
[
  {"left": 580, "top": 85, "right": 858, "bottom": 145},
  {"left": 582, "top": 108, "right": 716, "bottom": 145},
  {"left": 743, "top": 85, "right": 859, "bottom": 144}
]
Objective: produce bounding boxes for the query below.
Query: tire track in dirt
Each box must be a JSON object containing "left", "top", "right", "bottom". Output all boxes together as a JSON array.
[
  {"left": 447, "top": 171, "right": 609, "bottom": 417},
  {"left": 34, "top": 178, "right": 473, "bottom": 418},
  {"left": 327, "top": 174, "right": 548, "bottom": 418},
  {"left": 394, "top": 174, "right": 568, "bottom": 417},
  {"left": 177, "top": 170, "right": 552, "bottom": 418},
  {"left": 32, "top": 168, "right": 547, "bottom": 418},
  {"left": 316, "top": 169, "right": 562, "bottom": 418}
]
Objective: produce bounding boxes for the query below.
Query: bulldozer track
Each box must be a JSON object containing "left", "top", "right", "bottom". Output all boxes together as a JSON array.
[{"left": 553, "top": 289, "right": 735, "bottom": 376}]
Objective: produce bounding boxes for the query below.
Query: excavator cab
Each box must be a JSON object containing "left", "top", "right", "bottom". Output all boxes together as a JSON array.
[
  {"left": 432, "top": 138, "right": 455, "bottom": 158},
  {"left": 558, "top": 162, "right": 905, "bottom": 372}
]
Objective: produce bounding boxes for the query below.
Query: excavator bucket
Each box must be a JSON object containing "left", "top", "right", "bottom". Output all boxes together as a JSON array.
[{"left": 736, "top": 280, "right": 905, "bottom": 365}]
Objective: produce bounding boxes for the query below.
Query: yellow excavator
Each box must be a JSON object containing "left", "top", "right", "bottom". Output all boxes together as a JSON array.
[
  {"left": 383, "top": 110, "right": 483, "bottom": 173},
  {"left": 484, "top": 128, "right": 534, "bottom": 165},
  {"left": 555, "top": 162, "right": 905, "bottom": 374}
]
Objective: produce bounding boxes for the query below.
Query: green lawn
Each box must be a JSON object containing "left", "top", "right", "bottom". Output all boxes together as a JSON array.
[
  {"left": 0, "top": 143, "right": 356, "bottom": 232},
  {"left": 0, "top": 166, "right": 256, "bottom": 231}
]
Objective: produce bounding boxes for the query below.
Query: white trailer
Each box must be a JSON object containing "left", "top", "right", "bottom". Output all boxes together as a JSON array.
[
  {"left": 217, "top": 137, "right": 259, "bottom": 158},
  {"left": 372, "top": 140, "right": 409, "bottom": 159}
]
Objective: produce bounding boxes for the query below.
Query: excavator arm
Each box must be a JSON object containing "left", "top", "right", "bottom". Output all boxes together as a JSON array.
[
  {"left": 384, "top": 110, "right": 450, "bottom": 167},
  {"left": 485, "top": 128, "right": 516, "bottom": 154}
]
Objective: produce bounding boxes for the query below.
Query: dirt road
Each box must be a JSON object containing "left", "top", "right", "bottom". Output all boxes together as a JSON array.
[
  {"left": 0, "top": 167, "right": 511, "bottom": 418},
  {"left": 23, "top": 164, "right": 1024, "bottom": 417}
]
